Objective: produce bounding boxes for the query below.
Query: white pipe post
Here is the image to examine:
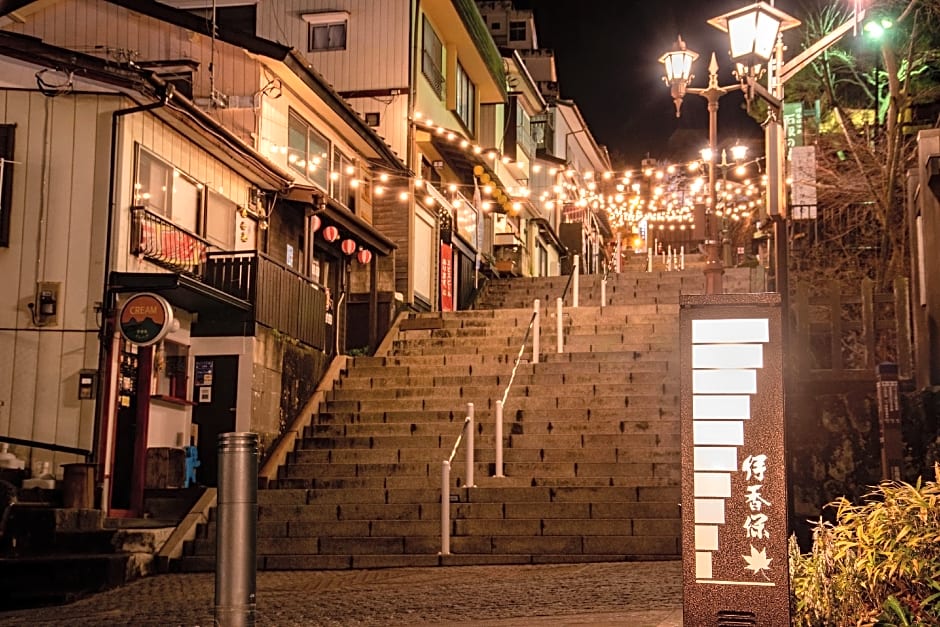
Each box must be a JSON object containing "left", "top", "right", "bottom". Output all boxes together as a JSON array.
[
  {"left": 601, "top": 278, "right": 607, "bottom": 308},
  {"left": 465, "top": 403, "right": 475, "bottom": 488},
  {"left": 573, "top": 254, "right": 580, "bottom": 308},
  {"left": 556, "top": 297, "right": 563, "bottom": 354},
  {"left": 494, "top": 400, "right": 504, "bottom": 478},
  {"left": 441, "top": 460, "right": 451, "bottom": 555},
  {"left": 532, "top": 299, "right": 540, "bottom": 364},
  {"left": 616, "top": 235, "right": 622, "bottom": 273},
  {"left": 647, "top": 247, "right": 653, "bottom": 273}
]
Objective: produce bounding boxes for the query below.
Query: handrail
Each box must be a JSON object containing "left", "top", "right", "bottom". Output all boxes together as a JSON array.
[
  {"left": 560, "top": 257, "right": 576, "bottom": 304},
  {"left": 501, "top": 310, "right": 538, "bottom": 408},
  {"left": 493, "top": 307, "right": 539, "bottom": 478},
  {"left": 447, "top": 416, "right": 472, "bottom": 465},
  {"left": 441, "top": 403, "right": 474, "bottom": 556}
]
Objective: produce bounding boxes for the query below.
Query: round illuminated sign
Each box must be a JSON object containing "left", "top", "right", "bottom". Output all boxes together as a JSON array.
[{"left": 119, "top": 292, "right": 174, "bottom": 346}]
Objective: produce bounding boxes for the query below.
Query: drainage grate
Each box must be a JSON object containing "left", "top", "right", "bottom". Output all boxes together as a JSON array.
[{"left": 717, "top": 610, "right": 758, "bottom": 626}]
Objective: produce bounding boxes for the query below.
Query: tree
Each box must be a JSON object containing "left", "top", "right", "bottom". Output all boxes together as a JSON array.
[{"left": 780, "top": 0, "right": 940, "bottom": 289}]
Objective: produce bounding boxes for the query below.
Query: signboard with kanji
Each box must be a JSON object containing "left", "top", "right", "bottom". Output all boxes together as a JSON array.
[{"left": 680, "top": 293, "right": 789, "bottom": 626}]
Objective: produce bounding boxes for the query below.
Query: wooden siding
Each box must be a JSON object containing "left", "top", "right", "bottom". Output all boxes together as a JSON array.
[
  {"left": 0, "top": 90, "right": 117, "bottom": 471},
  {"left": 257, "top": 0, "right": 411, "bottom": 93},
  {"left": 345, "top": 95, "right": 410, "bottom": 164},
  {"left": 5, "top": 0, "right": 263, "bottom": 145}
]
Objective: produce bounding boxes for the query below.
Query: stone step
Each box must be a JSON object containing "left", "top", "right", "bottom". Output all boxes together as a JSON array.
[
  {"left": 299, "top": 431, "right": 680, "bottom": 452},
  {"left": 287, "top": 444, "right": 678, "bottom": 466},
  {"left": 327, "top": 382, "right": 679, "bottom": 402},
  {"left": 335, "top": 370, "right": 672, "bottom": 390}
]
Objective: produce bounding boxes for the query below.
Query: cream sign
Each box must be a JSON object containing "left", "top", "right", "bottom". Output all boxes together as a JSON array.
[{"left": 680, "top": 295, "right": 789, "bottom": 626}]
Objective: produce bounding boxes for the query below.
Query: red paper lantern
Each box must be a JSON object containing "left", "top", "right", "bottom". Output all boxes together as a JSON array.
[
  {"left": 322, "top": 225, "right": 339, "bottom": 242},
  {"left": 310, "top": 214, "right": 321, "bottom": 233},
  {"left": 357, "top": 248, "right": 373, "bottom": 265},
  {"left": 341, "top": 238, "right": 356, "bottom": 255}
]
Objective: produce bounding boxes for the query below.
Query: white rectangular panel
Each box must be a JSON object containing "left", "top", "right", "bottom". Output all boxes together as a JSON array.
[
  {"left": 696, "top": 551, "right": 713, "bottom": 579},
  {"left": 695, "top": 498, "right": 726, "bottom": 524},
  {"left": 694, "top": 472, "right": 732, "bottom": 497},
  {"left": 694, "top": 446, "right": 738, "bottom": 471},
  {"left": 693, "top": 395, "right": 750, "bottom": 420},
  {"left": 695, "top": 524, "right": 719, "bottom": 551},
  {"left": 693, "top": 421, "right": 744, "bottom": 446},
  {"left": 693, "top": 369, "right": 757, "bottom": 394},
  {"left": 693, "top": 344, "right": 763, "bottom": 369},
  {"left": 692, "top": 318, "right": 769, "bottom": 344}
]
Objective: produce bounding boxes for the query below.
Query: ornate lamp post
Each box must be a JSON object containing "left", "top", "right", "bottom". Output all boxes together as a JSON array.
[
  {"left": 708, "top": 2, "right": 800, "bottom": 300},
  {"left": 660, "top": 37, "right": 741, "bottom": 294}
]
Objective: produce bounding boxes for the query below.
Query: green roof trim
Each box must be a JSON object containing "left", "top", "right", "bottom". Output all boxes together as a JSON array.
[{"left": 452, "top": 0, "right": 506, "bottom": 98}]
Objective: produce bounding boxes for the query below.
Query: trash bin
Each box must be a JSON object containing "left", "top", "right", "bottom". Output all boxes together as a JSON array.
[{"left": 62, "top": 463, "right": 96, "bottom": 509}]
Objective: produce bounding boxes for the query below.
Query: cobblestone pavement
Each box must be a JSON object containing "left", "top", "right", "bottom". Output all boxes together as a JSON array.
[{"left": 0, "top": 561, "right": 682, "bottom": 626}]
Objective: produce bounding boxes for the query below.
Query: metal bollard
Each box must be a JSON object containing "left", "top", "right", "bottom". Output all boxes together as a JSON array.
[
  {"left": 215, "top": 432, "right": 258, "bottom": 627},
  {"left": 556, "top": 297, "right": 563, "bottom": 354},
  {"left": 533, "top": 299, "right": 540, "bottom": 364},
  {"left": 573, "top": 254, "right": 580, "bottom": 308},
  {"left": 465, "top": 403, "right": 475, "bottom": 488},
  {"left": 601, "top": 278, "right": 607, "bottom": 308},
  {"left": 494, "top": 400, "right": 504, "bottom": 478},
  {"left": 441, "top": 460, "right": 451, "bottom": 555}
]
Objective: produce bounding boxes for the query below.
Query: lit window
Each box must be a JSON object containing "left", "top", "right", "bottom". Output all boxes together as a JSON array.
[
  {"left": 455, "top": 62, "right": 476, "bottom": 133},
  {"left": 288, "top": 109, "right": 330, "bottom": 191}
]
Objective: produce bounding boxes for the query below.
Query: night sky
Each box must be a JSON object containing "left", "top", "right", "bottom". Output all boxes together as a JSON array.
[{"left": 518, "top": 1, "right": 809, "bottom": 167}]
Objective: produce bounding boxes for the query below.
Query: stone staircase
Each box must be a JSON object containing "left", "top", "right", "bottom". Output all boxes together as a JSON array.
[{"left": 180, "top": 266, "right": 705, "bottom": 570}]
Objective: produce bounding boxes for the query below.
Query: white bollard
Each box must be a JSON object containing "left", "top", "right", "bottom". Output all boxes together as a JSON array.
[
  {"left": 494, "top": 400, "right": 504, "bottom": 478},
  {"left": 532, "top": 300, "right": 540, "bottom": 364},
  {"left": 647, "top": 248, "right": 653, "bottom": 273},
  {"left": 556, "top": 297, "right": 563, "bottom": 354},
  {"left": 573, "top": 254, "right": 580, "bottom": 308},
  {"left": 681, "top": 246, "right": 685, "bottom": 270},
  {"left": 465, "top": 403, "right": 475, "bottom": 488},
  {"left": 601, "top": 278, "right": 607, "bottom": 308},
  {"left": 441, "top": 460, "right": 451, "bottom": 555}
]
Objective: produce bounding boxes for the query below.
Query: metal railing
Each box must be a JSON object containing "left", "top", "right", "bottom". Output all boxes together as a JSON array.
[
  {"left": 441, "top": 402, "right": 474, "bottom": 556},
  {"left": 493, "top": 304, "right": 539, "bottom": 478},
  {"left": 130, "top": 206, "right": 210, "bottom": 276},
  {"left": 555, "top": 254, "right": 580, "bottom": 354}
]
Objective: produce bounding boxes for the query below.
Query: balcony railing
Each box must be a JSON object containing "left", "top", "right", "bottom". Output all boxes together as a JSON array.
[
  {"left": 129, "top": 207, "right": 327, "bottom": 350},
  {"left": 130, "top": 206, "right": 209, "bottom": 276},
  {"left": 204, "top": 251, "right": 327, "bottom": 351}
]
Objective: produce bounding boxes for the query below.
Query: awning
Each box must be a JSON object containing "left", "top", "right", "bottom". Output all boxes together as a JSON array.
[
  {"left": 109, "top": 271, "right": 253, "bottom": 336},
  {"left": 282, "top": 187, "right": 396, "bottom": 255}
]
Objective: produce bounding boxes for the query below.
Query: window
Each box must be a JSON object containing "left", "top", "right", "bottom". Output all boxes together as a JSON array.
[
  {"left": 205, "top": 190, "right": 236, "bottom": 249},
  {"left": 332, "top": 148, "right": 357, "bottom": 212},
  {"left": 509, "top": 20, "right": 526, "bottom": 42},
  {"left": 134, "top": 147, "right": 202, "bottom": 233},
  {"left": 0, "top": 124, "right": 14, "bottom": 247},
  {"left": 288, "top": 109, "right": 330, "bottom": 191},
  {"left": 303, "top": 11, "right": 348, "bottom": 52},
  {"left": 455, "top": 62, "right": 476, "bottom": 133},
  {"left": 422, "top": 15, "right": 444, "bottom": 98}
]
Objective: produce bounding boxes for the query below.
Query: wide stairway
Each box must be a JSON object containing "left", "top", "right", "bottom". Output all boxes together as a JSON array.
[{"left": 181, "top": 265, "right": 705, "bottom": 570}]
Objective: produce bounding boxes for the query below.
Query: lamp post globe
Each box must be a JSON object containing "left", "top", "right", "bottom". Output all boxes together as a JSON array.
[{"left": 659, "top": 36, "right": 699, "bottom": 117}]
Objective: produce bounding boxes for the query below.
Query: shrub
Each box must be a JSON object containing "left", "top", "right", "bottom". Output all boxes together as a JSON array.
[{"left": 789, "top": 464, "right": 940, "bottom": 626}]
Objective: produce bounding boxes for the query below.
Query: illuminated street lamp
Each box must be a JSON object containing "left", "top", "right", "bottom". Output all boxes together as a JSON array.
[
  {"left": 660, "top": 37, "right": 740, "bottom": 294},
  {"left": 708, "top": 1, "right": 862, "bottom": 301}
]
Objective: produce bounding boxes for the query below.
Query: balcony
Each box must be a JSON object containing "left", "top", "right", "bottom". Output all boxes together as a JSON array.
[{"left": 129, "top": 207, "right": 327, "bottom": 350}]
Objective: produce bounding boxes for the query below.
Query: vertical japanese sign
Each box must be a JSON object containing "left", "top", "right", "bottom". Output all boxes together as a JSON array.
[
  {"left": 440, "top": 243, "right": 454, "bottom": 312},
  {"left": 680, "top": 294, "right": 789, "bottom": 626}
]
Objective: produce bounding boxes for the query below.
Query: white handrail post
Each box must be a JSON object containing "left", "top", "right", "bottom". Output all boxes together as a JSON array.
[
  {"left": 465, "top": 403, "right": 475, "bottom": 488},
  {"left": 532, "top": 299, "right": 540, "bottom": 365},
  {"left": 441, "top": 460, "right": 451, "bottom": 555},
  {"left": 601, "top": 278, "right": 607, "bottom": 308},
  {"left": 556, "top": 297, "right": 563, "bottom": 354},
  {"left": 494, "top": 400, "right": 504, "bottom": 478},
  {"left": 573, "top": 254, "right": 580, "bottom": 308}
]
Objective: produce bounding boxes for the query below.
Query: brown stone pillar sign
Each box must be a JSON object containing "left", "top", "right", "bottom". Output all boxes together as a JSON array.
[{"left": 679, "top": 294, "right": 790, "bottom": 626}]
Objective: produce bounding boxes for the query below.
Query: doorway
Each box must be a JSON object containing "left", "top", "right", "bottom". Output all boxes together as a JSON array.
[{"left": 191, "top": 355, "right": 238, "bottom": 487}]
